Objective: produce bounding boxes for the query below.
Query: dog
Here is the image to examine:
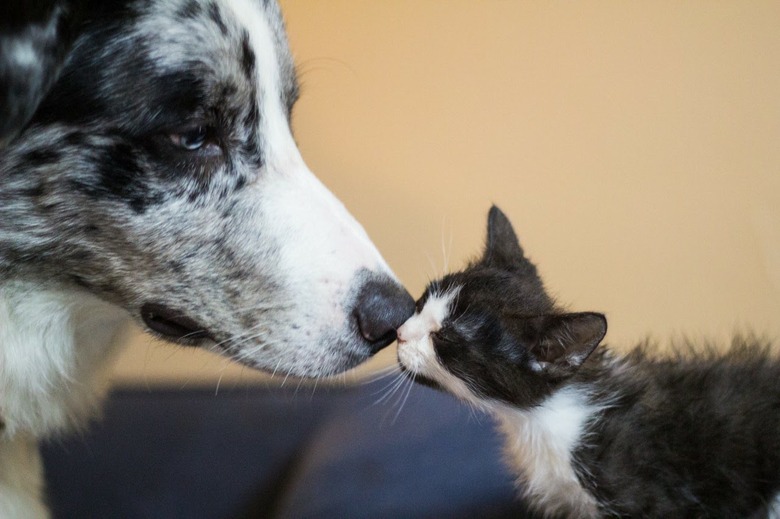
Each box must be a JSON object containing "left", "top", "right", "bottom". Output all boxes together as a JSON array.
[{"left": 0, "top": 0, "right": 415, "bottom": 516}]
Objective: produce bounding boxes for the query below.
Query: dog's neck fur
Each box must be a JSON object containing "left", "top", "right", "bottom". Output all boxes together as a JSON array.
[
  {"left": 0, "top": 280, "right": 128, "bottom": 438},
  {"left": 0, "top": 280, "right": 127, "bottom": 518}
]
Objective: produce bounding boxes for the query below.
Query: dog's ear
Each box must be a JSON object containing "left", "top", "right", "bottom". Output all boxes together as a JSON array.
[{"left": 0, "top": 0, "right": 80, "bottom": 146}]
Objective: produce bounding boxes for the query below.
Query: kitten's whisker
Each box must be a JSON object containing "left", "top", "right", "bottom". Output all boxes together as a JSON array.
[
  {"left": 391, "top": 374, "right": 416, "bottom": 424},
  {"left": 377, "top": 373, "right": 406, "bottom": 401},
  {"left": 441, "top": 215, "right": 453, "bottom": 274},
  {"left": 363, "top": 365, "right": 401, "bottom": 385},
  {"left": 451, "top": 303, "right": 473, "bottom": 327},
  {"left": 425, "top": 251, "right": 440, "bottom": 281},
  {"left": 372, "top": 372, "right": 407, "bottom": 406},
  {"left": 370, "top": 367, "right": 406, "bottom": 395}
]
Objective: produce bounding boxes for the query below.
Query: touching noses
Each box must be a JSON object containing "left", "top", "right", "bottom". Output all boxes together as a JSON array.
[{"left": 354, "top": 277, "right": 415, "bottom": 353}]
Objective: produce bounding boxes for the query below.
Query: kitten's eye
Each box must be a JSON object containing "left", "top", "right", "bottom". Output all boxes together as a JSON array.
[
  {"left": 432, "top": 328, "right": 456, "bottom": 344},
  {"left": 169, "top": 126, "right": 221, "bottom": 155}
]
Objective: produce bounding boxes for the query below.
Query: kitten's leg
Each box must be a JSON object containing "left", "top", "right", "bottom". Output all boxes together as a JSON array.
[{"left": 0, "top": 434, "right": 49, "bottom": 519}]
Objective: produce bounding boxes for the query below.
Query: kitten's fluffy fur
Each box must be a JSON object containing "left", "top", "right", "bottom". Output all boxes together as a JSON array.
[{"left": 397, "top": 206, "right": 780, "bottom": 518}]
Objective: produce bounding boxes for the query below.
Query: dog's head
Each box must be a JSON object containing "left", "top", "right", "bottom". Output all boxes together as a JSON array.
[{"left": 0, "top": 0, "right": 414, "bottom": 377}]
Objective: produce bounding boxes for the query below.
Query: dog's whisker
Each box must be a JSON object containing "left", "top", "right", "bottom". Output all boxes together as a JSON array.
[
  {"left": 232, "top": 302, "right": 293, "bottom": 314},
  {"left": 179, "top": 328, "right": 209, "bottom": 341},
  {"left": 215, "top": 329, "right": 274, "bottom": 352},
  {"left": 309, "top": 375, "right": 321, "bottom": 400},
  {"left": 215, "top": 369, "right": 225, "bottom": 396},
  {"left": 297, "top": 55, "right": 357, "bottom": 77},
  {"left": 271, "top": 359, "right": 283, "bottom": 379},
  {"left": 228, "top": 335, "right": 267, "bottom": 355}
]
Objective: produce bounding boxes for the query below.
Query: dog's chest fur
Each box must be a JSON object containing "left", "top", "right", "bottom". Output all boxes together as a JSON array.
[{"left": 0, "top": 281, "right": 127, "bottom": 438}]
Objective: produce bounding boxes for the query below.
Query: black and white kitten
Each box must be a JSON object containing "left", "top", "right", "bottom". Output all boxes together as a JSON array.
[{"left": 397, "top": 206, "right": 780, "bottom": 518}]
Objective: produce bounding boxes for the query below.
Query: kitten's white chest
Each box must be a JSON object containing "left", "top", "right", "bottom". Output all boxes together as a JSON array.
[{"left": 494, "top": 387, "right": 602, "bottom": 519}]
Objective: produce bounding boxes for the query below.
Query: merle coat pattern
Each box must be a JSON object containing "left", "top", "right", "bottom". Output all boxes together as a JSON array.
[
  {"left": 397, "top": 206, "right": 780, "bottom": 518},
  {"left": 0, "top": 1, "right": 414, "bottom": 516}
]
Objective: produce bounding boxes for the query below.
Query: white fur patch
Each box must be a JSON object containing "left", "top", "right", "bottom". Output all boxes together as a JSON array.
[
  {"left": 9, "top": 41, "right": 39, "bottom": 68},
  {"left": 494, "top": 388, "right": 601, "bottom": 518},
  {"left": 768, "top": 492, "right": 780, "bottom": 519},
  {"left": 225, "top": 0, "right": 396, "bottom": 371},
  {"left": 398, "top": 294, "right": 602, "bottom": 517},
  {"left": 5, "top": 5, "right": 60, "bottom": 70},
  {"left": 397, "top": 288, "right": 458, "bottom": 344},
  {"left": 396, "top": 287, "right": 479, "bottom": 402},
  {"left": 0, "top": 282, "right": 128, "bottom": 437},
  {"left": 0, "top": 282, "right": 127, "bottom": 518}
]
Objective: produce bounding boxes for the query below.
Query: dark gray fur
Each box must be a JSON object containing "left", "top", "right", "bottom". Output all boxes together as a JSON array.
[
  {"left": 0, "top": 0, "right": 406, "bottom": 378},
  {"left": 411, "top": 206, "right": 780, "bottom": 518},
  {"left": 0, "top": 0, "right": 78, "bottom": 146},
  {"left": 1, "top": 0, "right": 295, "bottom": 328}
]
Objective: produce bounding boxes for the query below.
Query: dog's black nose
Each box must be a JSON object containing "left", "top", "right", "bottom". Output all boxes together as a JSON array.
[{"left": 354, "top": 277, "right": 415, "bottom": 353}]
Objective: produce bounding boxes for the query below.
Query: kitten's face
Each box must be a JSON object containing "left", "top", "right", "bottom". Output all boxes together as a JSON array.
[{"left": 397, "top": 207, "right": 607, "bottom": 409}]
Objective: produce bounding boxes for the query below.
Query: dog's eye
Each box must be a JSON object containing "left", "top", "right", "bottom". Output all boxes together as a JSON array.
[{"left": 169, "top": 126, "right": 220, "bottom": 154}]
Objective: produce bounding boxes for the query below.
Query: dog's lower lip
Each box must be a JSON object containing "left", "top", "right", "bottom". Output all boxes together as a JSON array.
[{"left": 140, "top": 303, "right": 212, "bottom": 344}]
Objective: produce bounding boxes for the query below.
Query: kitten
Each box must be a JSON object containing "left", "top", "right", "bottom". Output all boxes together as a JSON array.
[{"left": 397, "top": 206, "right": 780, "bottom": 518}]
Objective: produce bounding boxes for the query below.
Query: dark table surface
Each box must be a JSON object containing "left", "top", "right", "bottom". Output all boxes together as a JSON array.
[{"left": 43, "top": 379, "right": 538, "bottom": 519}]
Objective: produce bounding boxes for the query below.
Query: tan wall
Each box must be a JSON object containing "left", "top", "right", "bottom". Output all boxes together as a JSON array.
[{"left": 110, "top": 0, "right": 780, "bottom": 386}]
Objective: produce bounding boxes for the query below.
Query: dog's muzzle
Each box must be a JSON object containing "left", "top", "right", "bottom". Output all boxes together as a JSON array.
[
  {"left": 353, "top": 277, "right": 415, "bottom": 353},
  {"left": 139, "top": 276, "right": 415, "bottom": 357}
]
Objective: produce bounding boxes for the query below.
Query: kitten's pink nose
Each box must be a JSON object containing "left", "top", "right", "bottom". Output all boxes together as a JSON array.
[
  {"left": 396, "top": 322, "right": 410, "bottom": 343},
  {"left": 396, "top": 318, "right": 423, "bottom": 344}
]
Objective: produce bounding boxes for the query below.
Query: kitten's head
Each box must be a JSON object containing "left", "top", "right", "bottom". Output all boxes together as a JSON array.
[{"left": 397, "top": 206, "right": 607, "bottom": 408}]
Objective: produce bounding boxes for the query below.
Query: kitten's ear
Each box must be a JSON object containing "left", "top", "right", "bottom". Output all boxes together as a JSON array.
[
  {"left": 482, "top": 205, "right": 530, "bottom": 271},
  {"left": 521, "top": 312, "right": 607, "bottom": 379}
]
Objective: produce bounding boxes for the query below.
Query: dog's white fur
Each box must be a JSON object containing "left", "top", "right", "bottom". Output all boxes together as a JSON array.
[
  {"left": 0, "top": 283, "right": 126, "bottom": 438},
  {"left": 1, "top": 283, "right": 127, "bottom": 518},
  {"left": 0, "top": 0, "right": 408, "bottom": 516}
]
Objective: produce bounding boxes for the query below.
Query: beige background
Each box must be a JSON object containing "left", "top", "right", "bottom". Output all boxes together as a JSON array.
[{"left": 110, "top": 0, "right": 780, "bottom": 387}]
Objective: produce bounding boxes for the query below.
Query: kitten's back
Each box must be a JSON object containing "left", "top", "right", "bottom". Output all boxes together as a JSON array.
[{"left": 576, "top": 337, "right": 780, "bottom": 517}]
